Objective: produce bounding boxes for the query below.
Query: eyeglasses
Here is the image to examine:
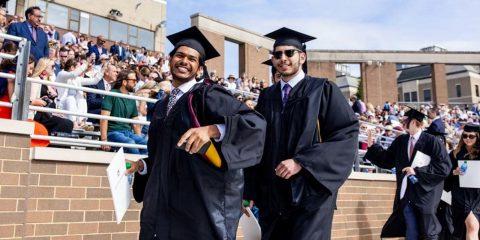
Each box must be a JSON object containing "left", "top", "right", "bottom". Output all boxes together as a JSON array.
[
  {"left": 126, "top": 78, "right": 138, "bottom": 82},
  {"left": 33, "top": 15, "right": 43, "bottom": 19},
  {"left": 273, "top": 49, "right": 301, "bottom": 59},
  {"left": 462, "top": 133, "right": 477, "bottom": 140}
]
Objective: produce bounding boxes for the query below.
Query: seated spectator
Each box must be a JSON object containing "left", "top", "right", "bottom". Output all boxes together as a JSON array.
[
  {"left": 61, "top": 31, "right": 77, "bottom": 46},
  {"left": 56, "top": 58, "right": 103, "bottom": 128},
  {"left": 30, "top": 58, "right": 73, "bottom": 133},
  {"left": 100, "top": 70, "right": 146, "bottom": 155},
  {"left": 0, "top": 54, "right": 21, "bottom": 119},
  {"left": 226, "top": 74, "right": 237, "bottom": 90},
  {"left": 86, "top": 64, "right": 118, "bottom": 121}
]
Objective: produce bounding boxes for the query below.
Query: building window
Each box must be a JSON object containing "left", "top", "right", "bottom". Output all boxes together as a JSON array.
[
  {"left": 128, "top": 26, "right": 138, "bottom": 46},
  {"left": 404, "top": 92, "right": 411, "bottom": 102},
  {"left": 69, "top": 9, "right": 80, "bottom": 31},
  {"left": 476, "top": 85, "right": 479, "bottom": 97},
  {"left": 46, "top": 3, "right": 68, "bottom": 29},
  {"left": 411, "top": 92, "right": 418, "bottom": 102},
  {"left": 90, "top": 15, "right": 109, "bottom": 38},
  {"left": 138, "top": 28, "right": 154, "bottom": 50},
  {"left": 110, "top": 21, "right": 128, "bottom": 42},
  {"left": 456, "top": 84, "right": 462, "bottom": 97},
  {"left": 79, "top": 12, "right": 90, "bottom": 34},
  {"left": 423, "top": 89, "right": 431, "bottom": 102}
]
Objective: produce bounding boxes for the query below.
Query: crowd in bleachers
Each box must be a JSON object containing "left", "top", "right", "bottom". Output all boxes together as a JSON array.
[
  {"left": 0, "top": 6, "right": 269, "bottom": 154},
  {"left": 1, "top": 6, "right": 480, "bottom": 158}
]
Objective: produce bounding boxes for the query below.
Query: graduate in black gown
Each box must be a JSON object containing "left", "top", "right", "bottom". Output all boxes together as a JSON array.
[
  {"left": 244, "top": 27, "right": 359, "bottom": 240},
  {"left": 365, "top": 108, "right": 451, "bottom": 239},
  {"left": 444, "top": 123, "right": 480, "bottom": 240},
  {"left": 126, "top": 26, "right": 267, "bottom": 240}
]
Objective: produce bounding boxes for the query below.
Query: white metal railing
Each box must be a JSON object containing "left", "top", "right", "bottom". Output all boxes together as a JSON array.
[
  {"left": 230, "top": 88, "right": 260, "bottom": 99},
  {"left": 31, "top": 135, "right": 147, "bottom": 149},
  {"left": 0, "top": 101, "right": 13, "bottom": 108},
  {"left": 29, "top": 106, "right": 150, "bottom": 125}
]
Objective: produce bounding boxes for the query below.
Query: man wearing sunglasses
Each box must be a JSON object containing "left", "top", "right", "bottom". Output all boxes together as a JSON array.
[
  {"left": 244, "top": 27, "right": 359, "bottom": 240},
  {"left": 365, "top": 108, "right": 451, "bottom": 239}
]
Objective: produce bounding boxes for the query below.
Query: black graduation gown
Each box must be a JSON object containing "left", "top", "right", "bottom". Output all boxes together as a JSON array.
[
  {"left": 364, "top": 132, "right": 451, "bottom": 238},
  {"left": 444, "top": 147, "right": 480, "bottom": 239},
  {"left": 138, "top": 82, "right": 267, "bottom": 240},
  {"left": 245, "top": 76, "right": 359, "bottom": 240}
]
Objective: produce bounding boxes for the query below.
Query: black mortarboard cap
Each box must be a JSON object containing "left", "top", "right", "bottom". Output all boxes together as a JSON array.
[
  {"left": 167, "top": 26, "right": 220, "bottom": 62},
  {"left": 262, "top": 59, "right": 272, "bottom": 66},
  {"left": 405, "top": 106, "right": 427, "bottom": 122},
  {"left": 265, "top": 27, "right": 316, "bottom": 51},
  {"left": 464, "top": 123, "right": 480, "bottom": 133}
]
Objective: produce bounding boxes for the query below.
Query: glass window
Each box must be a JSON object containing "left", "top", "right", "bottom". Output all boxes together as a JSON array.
[
  {"left": 138, "top": 28, "right": 154, "bottom": 50},
  {"left": 411, "top": 92, "right": 418, "bottom": 102},
  {"left": 37, "top": 0, "right": 47, "bottom": 14},
  {"left": 128, "top": 26, "right": 138, "bottom": 45},
  {"left": 476, "top": 85, "right": 479, "bottom": 97},
  {"left": 79, "top": 12, "right": 90, "bottom": 34},
  {"left": 404, "top": 92, "right": 411, "bottom": 102},
  {"left": 69, "top": 21, "right": 79, "bottom": 31},
  {"left": 46, "top": 3, "right": 68, "bottom": 29},
  {"left": 90, "top": 15, "right": 109, "bottom": 38},
  {"left": 110, "top": 21, "right": 128, "bottom": 42},
  {"left": 423, "top": 89, "right": 431, "bottom": 102},
  {"left": 456, "top": 84, "right": 462, "bottom": 97},
  {"left": 70, "top": 9, "right": 80, "bottom": 21}
]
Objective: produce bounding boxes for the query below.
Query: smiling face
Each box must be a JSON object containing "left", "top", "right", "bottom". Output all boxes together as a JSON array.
[
  {"left": 462, "top": 131, "right": 478, "bottom": 147},
  {"left": 169, "top": 46, "right": 202, "bottom": 85},
  {"left": 271, "top": 45, "right": 306, "bottom": 79}
]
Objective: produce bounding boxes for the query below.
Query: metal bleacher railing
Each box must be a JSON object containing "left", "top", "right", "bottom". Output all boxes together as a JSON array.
[{"left": 0, "top": 32, "right": 396, "bottom": 173}]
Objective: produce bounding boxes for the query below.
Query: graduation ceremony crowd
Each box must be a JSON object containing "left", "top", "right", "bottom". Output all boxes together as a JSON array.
[{"left": 1, "top": 5, "right": 480, "bottom": 240}]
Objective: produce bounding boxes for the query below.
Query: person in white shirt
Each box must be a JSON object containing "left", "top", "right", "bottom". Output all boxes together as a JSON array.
[
  {"left": 56, "top": 58, "right": 104, "bottom": 128},
  {"left": 61, "top": 31, "right": 77, "bottom": 46},
  {"left": 225, "top": 74, "right": 237, "bottom": 90}
]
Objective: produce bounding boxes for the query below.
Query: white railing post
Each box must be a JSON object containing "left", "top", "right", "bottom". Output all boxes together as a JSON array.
[{"left": 11, "top": 39, "right": 31, "bottom": 120}]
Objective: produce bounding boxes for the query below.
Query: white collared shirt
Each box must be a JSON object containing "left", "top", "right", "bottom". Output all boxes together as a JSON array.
[
  {"left": 280, "top": 70, "right": 305, "bottom": 98},
  {"left": 407, "top": 130, "right": 422, "bottom": 159}
]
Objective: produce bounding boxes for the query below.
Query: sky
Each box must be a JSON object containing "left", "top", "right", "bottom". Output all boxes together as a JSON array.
[{"left": 165, "top": 0, "right": 480, "bottom": 78}]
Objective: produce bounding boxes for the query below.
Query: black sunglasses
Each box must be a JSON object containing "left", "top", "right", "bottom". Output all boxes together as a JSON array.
[
  {"left": 462, "top": 133, "right": 477, "bottom": 139},
  {"left": 273, "top": 49, "right": 301, "bottom": 59}
]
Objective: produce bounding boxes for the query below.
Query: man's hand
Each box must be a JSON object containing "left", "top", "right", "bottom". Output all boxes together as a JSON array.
[
  {"left": 100, "top": 140, "right": 111, "bottom": 151},
  {"left": 275, "top": 159, "right": 302, "bottom": 179},
  {"left": 402, "top": 167, "right": 416, "bottom": 176},
  {"left": 177, "top": 125, "right": 219, "bottom": 154},
  {"left": 125, "top": 159, "right": 144, "bottom": 175},
  {"left": 241, "top": 200, "right": 255, "bottom": 217},
  {"left": 367, "top": 129, "right": 376, "bottom": 147}
]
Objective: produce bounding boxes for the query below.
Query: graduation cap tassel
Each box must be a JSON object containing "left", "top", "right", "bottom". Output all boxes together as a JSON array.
[{"left": 302, "top": 43, "right": 308, "bottom": 75}]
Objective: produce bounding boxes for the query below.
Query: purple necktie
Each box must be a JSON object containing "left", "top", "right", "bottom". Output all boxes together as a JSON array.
[
  {"left": 31, "top": 27, "right": 37, "bottom": 42},
  {"left": 282, "top": 84, "right": 291, "bottom": 107}
]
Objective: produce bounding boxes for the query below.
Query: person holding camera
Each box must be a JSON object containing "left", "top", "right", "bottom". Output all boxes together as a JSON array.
[{"left": 30, "top": 57, "right": 73, "bottom": 134}]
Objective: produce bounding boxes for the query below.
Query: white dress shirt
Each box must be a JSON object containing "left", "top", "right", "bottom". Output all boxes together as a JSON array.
[
  {"left": 280, "top": 70, "right": 305, "bottom": 98},
  {"left": 407, "top": 130, "right": 422, "bottom": 160}
]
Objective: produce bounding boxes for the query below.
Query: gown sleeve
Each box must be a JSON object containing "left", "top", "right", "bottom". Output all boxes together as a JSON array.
[
  {"left": 292, "top": 81, "right": 359, "bottom": 194},
  {"left": 414, "top": 137, "right": 451, "bottom": 193},
  {"left": 364, "top": 138, "right": 399, "bottom": 170},
  {"left": 201, "top": 85, "right": 267, "bottom": 170}
]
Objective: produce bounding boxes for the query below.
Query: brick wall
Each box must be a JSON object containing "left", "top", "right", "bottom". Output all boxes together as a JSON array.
[{"left": 0, "top": 122, "right": 397, "bottom": 239}]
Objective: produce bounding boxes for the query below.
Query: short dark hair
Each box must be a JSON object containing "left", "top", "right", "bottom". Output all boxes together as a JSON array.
[
  {"left": 113, "top": 70, "right": 135, "bottom": 89},
  {"left": 59, "top": 46, "right": 69, "bottom": 53},
  {"left": 64, "top": 59, "right": 77, "bottom": 71},
  {"left": 2, "top": 41, "right": 18, "bottom": 53},
  {"left": 25, "top": 6, "right": 41, "bottom": 18}
]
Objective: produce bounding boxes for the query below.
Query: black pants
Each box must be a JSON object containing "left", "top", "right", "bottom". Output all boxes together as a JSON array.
[{"left": 34, "top": 112, "right": 73, "bottom": 134}]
